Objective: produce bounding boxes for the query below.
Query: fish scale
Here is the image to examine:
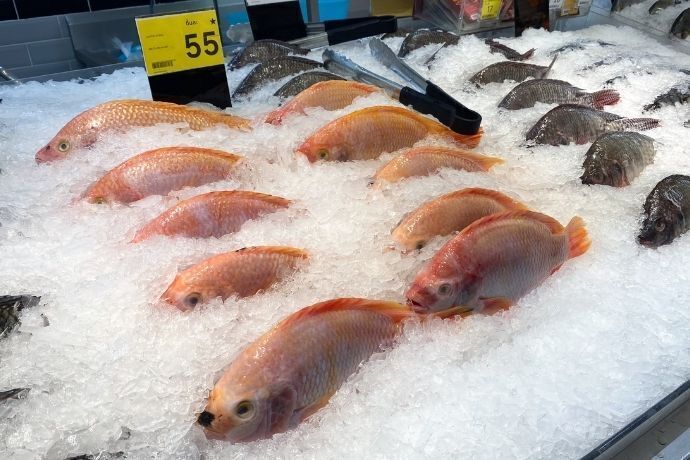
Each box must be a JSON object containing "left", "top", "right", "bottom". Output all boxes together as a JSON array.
[
  {"left": 397, "top": 29, "right": 460, "bottom": 57},
  {"left": 233, "top": 56, "right": 323, "bottom": 98},
  {"left": 581, "top": 132, "right": 655, "bottom": 187},
  {"left": 639, "top": 175, "right": 690, "bottom": 247},
  {"left": 229, "top": 39, "right": 308, "bottom": 70},
  {"left": 470, "top": 58, "right": 556, "bottom": 85},
  {"left": 498, "top": 79, "right": 620, "bottom": 110}
]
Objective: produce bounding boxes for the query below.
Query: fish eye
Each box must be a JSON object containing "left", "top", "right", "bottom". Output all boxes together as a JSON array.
[
  {"left": 92, "top": 197, "right": 107, "bottom": 204},
  {"left": 235, "top": 400, "right": 254, "bottom": 419},
  {"left": 437, "top": 283, "right": 452, "bottom": 296},
  {"left": 655, "top": 220, "right": 666, "bottom": 232},
  {"left": 184, "top": 292, "right": 202, "bottom": 308},
  {"left": 57, "top": 140, "right": 70, "bottom": 153},
  {"left": 317, "top": 148, "right": 329, "bottom": 160},
  {"left": 415, "top": 241, "right": 425, "bottom": 250}
]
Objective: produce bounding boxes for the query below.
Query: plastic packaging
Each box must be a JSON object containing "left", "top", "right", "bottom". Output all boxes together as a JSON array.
[{"left": 413, "top": 0, "right": 509, "bottom": 32}]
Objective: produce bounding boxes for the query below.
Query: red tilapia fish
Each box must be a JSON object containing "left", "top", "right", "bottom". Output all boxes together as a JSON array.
[
  {"left": 161, "top": 246, "right": 308, "bottom": 311},
  {"left": 296, "top": 106, "right": 483, "bottom": 162},
  {"left": 36, "top": 99, "right": 251, "bottom": 163},
  {"left": 132, "top": 191, "right": 290, "bottom": 242},
  {"left": 265, "top": 80, "right": 380, "bottom": 125},
  {"left": 83, "top": 147, "right": 242, "bottom": 204},
  {"left": 372, "top": 146, "right": 503, "bottom": 185},
  {"left": 392, "top": 188, "right": 528, "bottom": 251},
  {"left": 198, "top": 298, "right": 459, "bottom": 442},
  {"left": 406, "top": 210, "right": 591, "bottom": 314}
]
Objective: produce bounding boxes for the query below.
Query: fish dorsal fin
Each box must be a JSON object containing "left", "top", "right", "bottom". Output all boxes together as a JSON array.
[
  {"left": 281, "top": 298, "right": 414, "bottom": 328},
  {"left": 461, "top": 210, "right": 565, "bottom": 236},
  {"left": 443, "top": 188, "right": 528, "bottom": 210},
  {"left": 203, "top": 190, "right": 292, "bottom": 207},
  {"left": 233, "top": 246, "right": 309, "bottom": 259}
]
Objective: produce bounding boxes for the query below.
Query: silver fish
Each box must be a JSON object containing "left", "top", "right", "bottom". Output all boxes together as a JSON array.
[
  {"left": 649, "top": 0, "right": 681, "bottom": 14},
  {"left": 1, "top": 295, "right": 40, "bottom": 337},
  {"left": 228, "top": 39, "right": 308, "bottom": 70},
  {"left": 398, "top": 29, "right": 460, "bottom": 57},
  {"left": 525, "top": 104, "right": 660, "bottom": 145},
  {"left": 499, "top": 79, "right": 620, "bottom": 110},
  {"left": 638, "top": 175, "right": 690, "bottom": 247},
  {"left": 232, "top": 56, "right": 322, "bottom": 98},
  {"left": 581, "top": 132, "right": 655, "bottom": 187},
  {"left": 470, "top": 56, "right": 557, "bottom": 85},
  {"left": 0, "top": 387, "right": 29, "bottom": 402},
  {"left": 485, "top": 39, "right": 535, "bottom": 61},
  {"left": 273, "top": 71, "right": 345, "bottom": 98},
  {"left": 671, "top": 7, "right": 690, "bottom": 39},
  {"left": 644, "top": 85, "right": 690, "bottom": 112}
]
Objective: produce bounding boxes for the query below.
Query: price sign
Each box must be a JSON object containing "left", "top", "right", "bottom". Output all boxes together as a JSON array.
[
  {"left": 480, "top": 0, "right": 501, "bottom": 20},
  {"left": 136, "top": 9, "right": 224, "bottom": 76},
  {"left": 560, "top": 0, "right": 580, "bottom": 15}
]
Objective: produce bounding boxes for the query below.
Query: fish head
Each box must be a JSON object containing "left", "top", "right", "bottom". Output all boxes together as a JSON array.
[
  {"left": 638, "top": 208, "right": 683, "bottom": 248},
  {"left": 296, "top": 130, "right": 349, "bottom": 162},
  {"left": 391, "top": 217, "right": 427, "bottom": 251},
  {"left": 581, "top": 159, "right": 625, "bottom": 186},
  {"left": 405, "top": 261, "right": 477, "bottom": 313},
  {"left": 160, "top": 276, "right": 219, "bottom": 311},
  {"left": 35, "top": 124, "right": 98, "bottom": 163},
  {"left": 199, "top": 381, "right": 297, "bottom": 443}
]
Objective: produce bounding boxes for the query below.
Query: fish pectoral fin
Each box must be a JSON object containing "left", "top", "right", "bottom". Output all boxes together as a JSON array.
[
  {"left": 479, "top": 297, "right": 513, "bottom": 315},
  {"left": 269, "top": 385, "right": 298, "bottom": 432},
  {"left": 293, "top": 391, "right": 335, "bottom": 423}
]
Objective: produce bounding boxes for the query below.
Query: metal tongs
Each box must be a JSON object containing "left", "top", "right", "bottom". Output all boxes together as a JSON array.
[
  {"left": 290, "top": 16, "right": 397, "bottom": 50},
  {"left": 323, "top": 39, "right": 482, "bottom": 135}
]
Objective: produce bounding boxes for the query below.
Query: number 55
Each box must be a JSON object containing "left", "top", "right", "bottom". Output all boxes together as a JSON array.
[{"left": 185, "top": 32, "right": 219, "bottom": 58}]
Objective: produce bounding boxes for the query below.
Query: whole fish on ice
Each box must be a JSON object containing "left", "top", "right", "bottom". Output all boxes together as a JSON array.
[
  {"left": 392, "top": 188, "right": 527, "bottom": 251},
  {"left": 643, "top": 85, "right": 689, "bottom": 112},
  {"left": 228, "top": 39, "right": 308, "bottom": 70},
  {"left": 273, "top": 71, "right": 345, "bottom": 98},
  {"left": 398, "top": 29, "right": 459, "bottom": 57},
  {"left": 581, "top": 132, "right": 655, "bottom": 187},
  {"left": 484, "top": 39, "right": 534, "bottom": 61},
  {"left": 83, "top": 147, "right": 242, "bottom": 204},
  {"left": 132, "top": 191, "right": 290, "bottom": 242},
  {"left": 498, "top": 79, "right": 620, "bottom": 110},
  {"left": 161, "top": 246, "right": 308, "bottom": 311},
  {"left": 406, "top": 210, "right": 590, "bottom": 313},
  {"left": 197, "top": 298, "right": 440, "bottom": 442},
  {"left": 649, "top": 0, "right": 682, "bottom": 14},
  {"left": 233, "top": 56, "right": 323, "bottom": 97},
  {"left": 265, "top": 81, "right": 379, "bottom": 125},
  {"left": 470, "top": 56, "right": 556, "bottom": 85},
  {"left": 638, "top": 175, "right": 690, "bottom": 247},
  {"left": 371, "top": 146, "right": 503, "bottom": 185},
  {"left": 525, "top": 104, "right": 659, "bottom": 145},
  {"left": 35, "top": 99, "right": 251, "bottom": 163},
  {"left": 1, "top": 295, "right": 40, "bottom": 337},
  {"left": 297, "top": 106, "right": 482, "bottom": 162}
]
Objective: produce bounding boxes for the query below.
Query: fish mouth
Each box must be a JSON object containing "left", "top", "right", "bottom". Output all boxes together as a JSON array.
[
  {"left": 406, "top": 297, "right": 429, "bottom": 314},
  {"left": 35, "top": 145, "right": 59, "bottom": 163}
]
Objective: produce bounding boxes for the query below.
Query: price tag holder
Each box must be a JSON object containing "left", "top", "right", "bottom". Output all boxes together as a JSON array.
[
  {"left": 136, "top": 9, "right": 232, "bottom": 108},
  {"left": 480, "top": 0, "right": 501, "bottom": 20}
]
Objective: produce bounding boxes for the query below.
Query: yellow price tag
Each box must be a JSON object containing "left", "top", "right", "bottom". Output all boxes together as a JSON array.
[
  {"left": 480, "top": 0, "right": 501, "bottom": 19},
  {"left": 136, "top": 9, "right": 224, "bottom": 76},
  {"left": 561, "top": 0, "right": 580, "bottom": 15}
]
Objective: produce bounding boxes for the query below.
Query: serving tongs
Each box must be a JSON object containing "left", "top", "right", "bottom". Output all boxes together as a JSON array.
[
  {"left": 323, "top": 43, "right": 481, "bottom": 135},
  {"left": 290, "top": 16, "right": 397, "bottom": 50}
]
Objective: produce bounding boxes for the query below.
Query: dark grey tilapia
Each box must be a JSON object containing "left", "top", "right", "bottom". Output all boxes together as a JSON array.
[
  {"left": 1, "top": 295, "right": 40, "bottom": 336},
  {"left": 381, "top": 29, "right": 411, "bottom": 40},
  {"left": 671, "top": 8, "right": 690, "bottom": 39},
  {"left": 499, "top": 79, "right": 620, "bottom": 110},
  {"left": 643, "top": 85, "right": 690, "bottom": 111},
  {"left": 581, "top": 132, "right": 655, "bottom": 187},
  {"left": 398, "top": 29, "right": 460, "bottom": 57},
  {"left": 232, "top": 56, "right": 323, "bottom": 97},
  {"left": 485, "top": 39, "right": 535, "bottom": 61},
  {"left": 638, "top": 175, "right": 690, "bottom": 247},
  {"left": 549, "top": 40, "right": 614, "bottom": 55},
  {"left": 649, "top": 0, "right": 681, "bottom": 14},
  {"left": 525, "top": 104, "right": 660, "bottom": 145},
  {"left": 228, "top": 40, "right": 308, "bottom": 70},
  {"left": 273, "top": 71, "right": 345, "bottom": 98},
  {"left": 470, "top": 56, "right": 557, "bottom": 85},
  {"left": 0, "top": 387, "right": 29, "bottom": 402}
]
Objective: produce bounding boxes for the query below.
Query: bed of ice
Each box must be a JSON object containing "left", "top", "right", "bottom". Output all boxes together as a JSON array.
[{"left": 1, "top": 24, "right": 689, "bottom": 460}]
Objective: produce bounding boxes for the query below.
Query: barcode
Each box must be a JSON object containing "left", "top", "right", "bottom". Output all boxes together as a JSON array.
[{"left": 152, "top": 60, "right": 174, "bottom": 69}]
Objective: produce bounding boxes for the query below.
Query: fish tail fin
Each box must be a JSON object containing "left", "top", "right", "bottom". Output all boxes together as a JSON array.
[
  {"left": 591, "top": 89, "right": 620, "bottom": 109},
  {"left": 566, "top": 216, "right": 591, "bottom": 259},
  {"left": 542, "top": 54, "right": 558, "bottom": 78},
  {"left": 521, "top": 48, "right": 536, "bottom": 60},
  {"left": 610, "top": 117, "right": 660, "bottom": 131},
  {"left": 444, "top": 127, "right": 484, "bottom": 149}
]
